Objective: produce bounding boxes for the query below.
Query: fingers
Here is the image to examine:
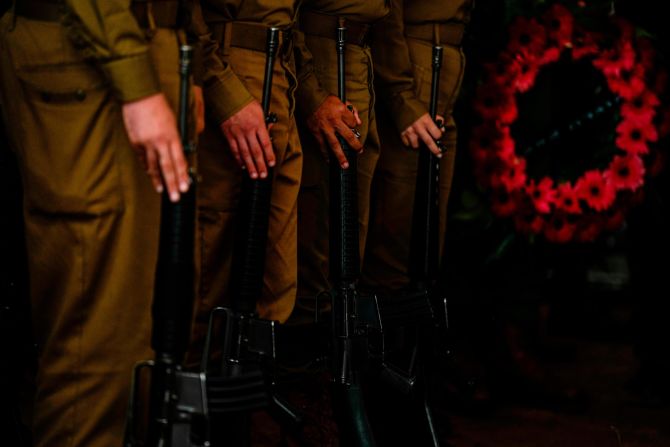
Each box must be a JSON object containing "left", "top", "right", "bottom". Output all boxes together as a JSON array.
[
  {"left": 425, "top": 118, "right": 443, "bottom": 141},
  {"left": 237, "top": 136, "right": 259, "bottom": 179},
  {"left": 335, "top": 122, "right": 363, "bottom": 151},
  {"left": 403, "top": 128, "right": 420, "bottom": 149},
  {"left": 169, "top": 139, "right": 190, "bottom": 191},
  {"left": 157, "top": 142, "right": 181, "bottom": 202},
  {"left": 247, "top": 130, "right": 268, "bottom": 179},
  {"left": 257, "top": 127, "right": 275, "bottom": 169},
  {"left": 144, "top": 146, "right": 163, "bottom": 193},
  {"left": 228, "top": 136, "right": 243, "bottom": 167},
  {"left": 346, "top": 102, "right": 362, "bottom": 126},
  {"left": 324, "top": 128, "right": 350, "bottom": 169},
  {"left": 341, "top": 108, "right": 358, "bottom": 128},
  {"left": 416, "top": 125, "right": 442, "bottom": 156}
]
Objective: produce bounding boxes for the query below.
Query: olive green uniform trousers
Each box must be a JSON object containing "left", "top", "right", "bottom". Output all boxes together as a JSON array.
[
  {"left": 361, "top": 39, "right": 465, "bottom": 293},
  {"left": 0, "top": 15, "right": 183, "bottom": 447},
  {"left": 191, "top": 41, "right": 302, "bottom": 358},
  {"left": 296, "top": 34, "right": 380, "bottom": 312}
]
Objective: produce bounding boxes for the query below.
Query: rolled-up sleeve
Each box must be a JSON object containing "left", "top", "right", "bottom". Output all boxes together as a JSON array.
[
  {"left": 371, "top": 0, "right": 428, "bottom": 133},
  {"left": 62, "top": 0, "right": 161, "bottom": 102}
]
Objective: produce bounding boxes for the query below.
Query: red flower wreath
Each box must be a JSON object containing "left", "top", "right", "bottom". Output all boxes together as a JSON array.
[{"left": 471, "top": 4, "right": 665, "bottom": 243}]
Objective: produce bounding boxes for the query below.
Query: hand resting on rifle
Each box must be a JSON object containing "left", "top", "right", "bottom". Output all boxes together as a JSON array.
[
  {"left": 220, "top": 100, "right": 276, "bottom": 180},
  {"left": 401, "top": 112, "right": 445, "bottom": 157},
  {"left": 122, "top": 93, "right": 190, "bottom": 203},
  {"left": 307, "top": 95, "right": 363, "bottom": 169}
]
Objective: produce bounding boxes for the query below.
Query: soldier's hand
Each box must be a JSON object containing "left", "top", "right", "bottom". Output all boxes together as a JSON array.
[
  {"left": 307, "top": 95, "right": 363, "bottom": 169},
  {"left": 401, "top": 113, "right": 445, "bottom": 157},
  {"left": 122, "top": 93, "right": 190, "bottom": 202},
  {"left": 220, "top": 100, "right": 275, "bottom": 179},
  {"left": 194, "top": 85, "right": 206, "bottom": 135}
]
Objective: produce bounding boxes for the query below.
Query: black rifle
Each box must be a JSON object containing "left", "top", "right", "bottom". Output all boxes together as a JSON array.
[
  {"left": 328, "top": 25, "right": 377, "bottom": 447},
  {"left": 124, "top": 44, "right": 209, "bottom": 447},
  {"left": 201, "top": 27, "right": 300, "bottom": 447},
  {"left": 367, "top": 45, "right": 446, "bottom": 447}
]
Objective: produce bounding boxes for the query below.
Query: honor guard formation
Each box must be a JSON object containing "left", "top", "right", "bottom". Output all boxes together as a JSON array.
[{"left": 0, "top": 0, "right": 473, "bottom": 445}]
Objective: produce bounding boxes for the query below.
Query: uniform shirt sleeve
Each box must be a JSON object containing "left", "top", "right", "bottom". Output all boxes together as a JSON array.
[
  {"left": 293, "top": 27, "right": 332, "bottom": 119},
  {"left": 371, "top": 0, "right": 428, "bottom": 133},
  {"left": 186, "top": 1, "right": 253, "bottom": 124},
  {"left": 61, "top": 0, "right": 161, "bottom": 103}
]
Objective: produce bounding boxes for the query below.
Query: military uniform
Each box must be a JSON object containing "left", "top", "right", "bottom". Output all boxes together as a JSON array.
[
  {"left": 293, "top": 0, "right": 389, "bottom": 317},
  {"left": 190, "top": 0, "right": 301, "bottom": 360},
  {"left": 362, "top": 0, "right": 473, "bottom": 293},
  {"left": 0, "top": 1, "right": 196, "bottom": 446}
]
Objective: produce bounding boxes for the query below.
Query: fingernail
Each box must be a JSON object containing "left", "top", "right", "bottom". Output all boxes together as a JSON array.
[
  {"left": 180, "top": 181, "right": 189, "bottom": 192},
  {"left": 437, "top": 153, "right": 443, "bottom": 158},
  {"left": 156, "top": 185, "right": 164, "bottom": 193},
  {"left": 171, "top": 192, "right": 180, "bottom": 202},
  {"left": 343, "top": 162, "right": 349, "bottom": 169},
  {"left": 269, "top": 160, "right": 276, "bottom": 167},
  {"left": 251, "top": 172, "right": 258, "bottom": 179},
  {"left": 260, "top": 172, "right": 267, "bottom": 179}
]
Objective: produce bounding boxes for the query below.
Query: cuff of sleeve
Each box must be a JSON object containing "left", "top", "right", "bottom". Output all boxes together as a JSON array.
[
  {"left": 102, "top": 52, "right": 161, "bottom": 103},
  {"left": 389, "top": 92, "right": 429, "bottom": 134},
  {"left": 204, "top": 71, "right": 254, "bottom": 125},
  {"left": 295, "top": 74, "right": 331, "bottom": 119}
]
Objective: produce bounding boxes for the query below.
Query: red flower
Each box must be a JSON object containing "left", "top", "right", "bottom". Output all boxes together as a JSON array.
[
  {"left": 491, "top": 189, "right": 520, "bottom": 217},
  {"left": 555, "top": 183, "right": 582, "bottom": 214},
  {"left": 473, "top": 84, "right": 518, "bottom": 124},
  {"left": 525, "top": 177, "right": 556, "bottom": 214},
  {"left": 575, "top": 217, "right": 603, "bottom": 242},
  {"left": 621, "top": 91, "right": 659, "bottom": 125},
  {"left": 606, "top": 154, "right": 645, "bottom": 191},
  {"left": 575, "top": 170, "right": 617, "bottom": 211},
  {"left": 593, "top": 42, "right": 636, "bottom": 77},
  {"left": 484, "top": 52, "right": 522, "bottom": 87},
  {"left": 616, "top": 119, "right": 658, "bottom": 155},
  {"left": 606, "top": 65, "right": 647, "bottom": 101},
  {"left": 493, "top": 156, "right": 528, "bottom": 192},
  {"left": 514, "top": 54, "right": 542, "bottom": 92},
  {"left": 572, "top": 28, "right": 600, "bottom": 60},
  {"left": 469, "top": 124, "right": 515, "bottom": 162},
  {"left": 515, "top": 212, "right": 545, "bottom": 235},
  {"left": 544, "top": 214, "right": 577, "bottom": 243},
  {"left": 507, "top": 17, "right": 547, "bottom": 58},
  {"left": 543, "top": 3, "right": 575, "bottom": 50}
]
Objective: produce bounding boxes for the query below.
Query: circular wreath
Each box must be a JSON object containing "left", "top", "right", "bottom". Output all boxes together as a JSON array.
[{"left": 470, "top": 3, "right": 668, "bottom": 243}]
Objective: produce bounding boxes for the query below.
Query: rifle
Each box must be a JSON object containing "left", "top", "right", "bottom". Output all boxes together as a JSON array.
[
  {"left": 124, "top": 44, "right": 209, "bottom": 447},
  {"left": 200, "top": 27, "right": 300, "bottom": 447},
  {"left": 328, "top": 24, "right": 377, "bottom": 447},
  {"left": 367, "top": 45, "right": 447, "bottom": 447}
]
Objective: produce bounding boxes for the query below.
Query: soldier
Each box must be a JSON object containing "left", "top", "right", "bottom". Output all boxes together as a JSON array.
[
  {"left": 362, "top": 0, "right": 474, "bottom": 293},
  {"left": 291, "top": 0, "right": 390, "bottom": 323},
  {"left": 0, "top": 1, "right": 203, "bottom": 446},
  {"left": 189, "top": 0, "right": 301, "bottom": 358}
]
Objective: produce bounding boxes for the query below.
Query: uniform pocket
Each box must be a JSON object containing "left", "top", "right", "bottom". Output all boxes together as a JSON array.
[{"left": 14, "top": 63, "right": 125, "bottom": 215}]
